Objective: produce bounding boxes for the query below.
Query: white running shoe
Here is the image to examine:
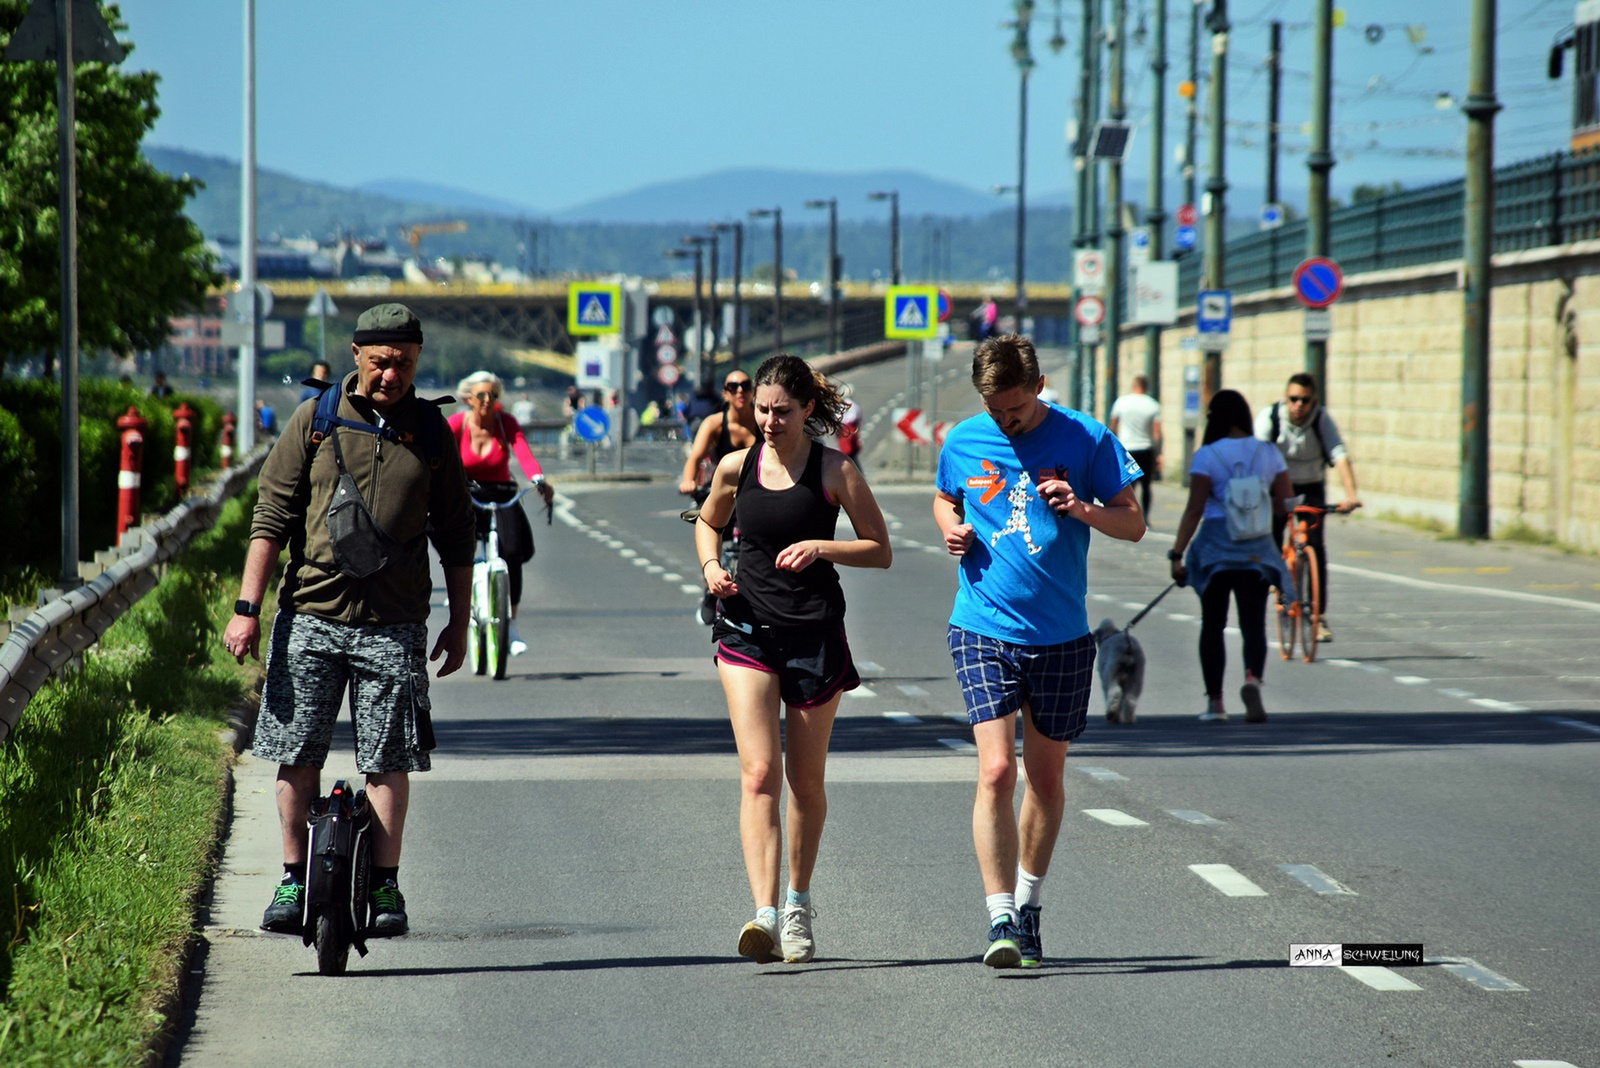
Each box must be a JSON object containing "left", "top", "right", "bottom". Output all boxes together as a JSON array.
[
  {"left": 737, "top": 914, "right": 781, "bottom": 964},
  {"left": 508, "top": 622, "right": 527, "bottom": 656},
  {"left": 781, "top": 901, "right": 817, "bottom": 963},
  {"left": 1197, "top": 707, "right": 1228, "bottom": 723}
]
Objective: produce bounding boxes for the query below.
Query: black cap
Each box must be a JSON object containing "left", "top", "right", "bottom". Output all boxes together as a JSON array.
[{"left": 352, "top": 303, "right": 423, "bottom": 346}]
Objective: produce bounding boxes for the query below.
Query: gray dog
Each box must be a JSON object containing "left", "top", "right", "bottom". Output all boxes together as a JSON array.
[{"left": 1092, "top": 619, "right": 1146, "bottom": 724}]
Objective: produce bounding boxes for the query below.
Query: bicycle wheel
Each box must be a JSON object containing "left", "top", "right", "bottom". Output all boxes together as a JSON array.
[
  {"left": 468, "top": 565, "right": 488, "bottom": 675},
  {"left": 314, "top": 911, "right": 350, "bottom": 976},
  {"left": 1299, "top": 544, "right": 1322, "bottom": 663},
  {"left": 488, "top": 569, "right": 511, "bottom": 680},
  {"left": 1275, "top": 584, "right": 1296, "bottom": 660}
]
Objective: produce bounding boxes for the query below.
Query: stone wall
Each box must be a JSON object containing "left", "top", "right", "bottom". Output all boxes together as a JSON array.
[{"left": 1105, "top": 241, "right": 1600, "bottom": 551}]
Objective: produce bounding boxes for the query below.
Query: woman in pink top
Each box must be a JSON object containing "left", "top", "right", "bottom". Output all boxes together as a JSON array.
[{"left": 449, "top": 371, "right": 555, "bottom": 655}]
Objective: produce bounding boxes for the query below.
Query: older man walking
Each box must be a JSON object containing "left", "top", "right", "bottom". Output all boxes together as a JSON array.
[{"left": 222, "top": 303, "right": 475, "bottom": 938}]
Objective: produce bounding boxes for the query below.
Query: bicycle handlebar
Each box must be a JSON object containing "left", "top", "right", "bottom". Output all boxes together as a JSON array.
[
  {"left": 468, "top": 480, "right": 538, "bottom": 510},
  {"left": 1289, "top": 502, "right": 1361, "bottom": 515}
]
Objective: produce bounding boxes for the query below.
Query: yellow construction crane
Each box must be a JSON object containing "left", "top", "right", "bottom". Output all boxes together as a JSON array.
[{"left": 399, "top": 220, "right": 467, "bottom": 257}]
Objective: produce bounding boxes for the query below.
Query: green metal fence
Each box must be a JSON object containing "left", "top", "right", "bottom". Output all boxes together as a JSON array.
[{"left": 1177, "top": 151, "right": 1599, "bottom": 302}]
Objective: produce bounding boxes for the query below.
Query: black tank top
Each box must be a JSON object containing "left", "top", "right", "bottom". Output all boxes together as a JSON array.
[{"left": 726, "top": 441, "right": 844, "bottom": 626}]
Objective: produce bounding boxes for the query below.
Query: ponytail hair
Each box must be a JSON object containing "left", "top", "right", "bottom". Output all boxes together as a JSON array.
[{"left": 753, "top": 353, "right": 848, "bottom": 438}]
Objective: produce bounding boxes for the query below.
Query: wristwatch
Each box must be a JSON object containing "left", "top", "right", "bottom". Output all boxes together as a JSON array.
[
  {"left": 234, "top": 600, "right": 261, "bottom": 617},
  {"left": 1167, "top": 550, "right": 1184, "bottom": 561}
]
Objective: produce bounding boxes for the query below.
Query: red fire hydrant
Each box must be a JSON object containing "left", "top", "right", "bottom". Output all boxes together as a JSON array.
[
  {"left": 116, "top": 407, "right": 147, "bottom": 545},
  {"left": 220, "top": 411, "right": 236, "bottom": 470},
  {"left": 173, "top": 402, "right": 195, "bottom": 497}
]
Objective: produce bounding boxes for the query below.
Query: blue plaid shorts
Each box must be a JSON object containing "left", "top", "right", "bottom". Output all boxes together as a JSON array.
[{"left": 947, "top": 626, "right": 1096, "bottom": 742}]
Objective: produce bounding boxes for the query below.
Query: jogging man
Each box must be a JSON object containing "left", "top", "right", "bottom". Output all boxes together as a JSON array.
[
  {"left": 1254, "top": 372, "right": 1360, "bottom": 642},
  {"left": 222, "top": 303, "right": 475, "bottom": 938},
  {"left": 933, "top": 334, "right": 1145, "bottom": 968}
]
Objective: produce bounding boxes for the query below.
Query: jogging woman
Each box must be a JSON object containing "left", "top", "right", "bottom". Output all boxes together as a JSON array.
[
  {"left": 449, "top": 371, "right": 554, "bottom": 656},
  {"left": 1167, "top": 389, "right": 1295, "bottom": 723},
  {"left": 693, "top": 354, "right": 891, "bottom": 964}
]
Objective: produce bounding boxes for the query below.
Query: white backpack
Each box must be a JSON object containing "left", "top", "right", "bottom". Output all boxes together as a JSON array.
[{"left": 1224, "top": 443, "right": 1272, "bottom": 542}]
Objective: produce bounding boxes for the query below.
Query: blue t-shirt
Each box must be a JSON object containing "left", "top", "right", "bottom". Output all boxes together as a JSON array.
[{"left": 937, "top": 403, "right": 1141, "bottom": 645}]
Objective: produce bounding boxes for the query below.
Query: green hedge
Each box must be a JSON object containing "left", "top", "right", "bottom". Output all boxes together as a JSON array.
[{"left": 0, "top": 379, "right": 226, "bottom": 577}]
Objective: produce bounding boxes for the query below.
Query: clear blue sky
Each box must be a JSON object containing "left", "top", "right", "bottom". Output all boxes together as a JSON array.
[{"left": 114, "top": 0, "right": 1573, "bottom": 215}]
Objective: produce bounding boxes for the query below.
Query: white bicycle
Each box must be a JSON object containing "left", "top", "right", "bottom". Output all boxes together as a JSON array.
[{"left": 466, "top": 481, "right": 538, "bottom": 680}]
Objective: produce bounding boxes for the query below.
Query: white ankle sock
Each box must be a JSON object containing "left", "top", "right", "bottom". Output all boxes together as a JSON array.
[
  {"left": 986, "top": 892, "right": 1016, "bottom": 926},
  {"left": 1016, "top": 867, "right": 1044, "bottom": 909}
]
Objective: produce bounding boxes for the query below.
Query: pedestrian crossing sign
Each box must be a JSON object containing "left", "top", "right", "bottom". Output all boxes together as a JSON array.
[
  {"left": 568, "top": 283, "right": 621, "bottom": 335},
  {"left": 884, "top": 286, "right": 939, "bottom": 339}
]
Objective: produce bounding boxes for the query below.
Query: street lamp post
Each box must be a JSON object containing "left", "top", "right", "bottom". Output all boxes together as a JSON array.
[
  {"left": 1007, "top": 2, "right": 1035, "bottom": 324},
  {"left": 683, "top": 234, "right": 718, "bottom": 389},
  {"left": 749, "top": 208, "right": 783, "bottom": 355},
  {"left": 805, "top": 197, "right": 840, "bottom": 353},
  {"left": 665, "top": 246, "right": 703, "bottom": 389},
  {"left": 709, "top": 221, "right": 743, "bottom": 364},
  {"left": 867, "top": 190, "right": 900, "bottom": 285},
  {"left": 993, "top": 184, "right": 1025, "bottom": 318}
]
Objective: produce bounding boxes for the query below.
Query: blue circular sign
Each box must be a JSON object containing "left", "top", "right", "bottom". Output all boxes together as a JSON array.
[
  {"left": 1174, "top": 224, "right": 1198, "bottom": 250},
  {"left": 1292, "top": 257, "right": 1344, "bottom": 309},
  {"left": 572, "top": 406, "right": 611, "bottom": 443}
]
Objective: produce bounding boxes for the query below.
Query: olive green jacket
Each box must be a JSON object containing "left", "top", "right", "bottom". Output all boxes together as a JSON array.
[{"left": 250, "top": 372, "right": 475, "bottom": 625}]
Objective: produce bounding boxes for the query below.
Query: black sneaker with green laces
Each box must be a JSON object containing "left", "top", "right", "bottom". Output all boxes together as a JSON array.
[
  {"left": 370, "top": 879, "right": 408, "bottom": 937},
  {"left": 261, "top": 877, "right": 304, "bottom": 934}
]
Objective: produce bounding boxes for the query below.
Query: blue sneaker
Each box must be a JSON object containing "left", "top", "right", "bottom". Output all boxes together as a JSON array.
[
  {"left": 983, "top": 917, "right": 1022, "bottom": 968},
  {"left": 1017, "top": 905, "right": 1042, "bottom": 968}
]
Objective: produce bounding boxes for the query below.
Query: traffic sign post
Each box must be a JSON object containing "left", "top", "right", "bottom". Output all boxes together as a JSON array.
[
  {"left": 1073, "top": 249, "right": 1106, "bottom": 293},
  {"left": 1074, "top": 294, "right": 1106, "bottom": 329},
  {"left": 1173, "top": 224, "right": 1197, "bottom": 252},
  {"left": 884, "top": 286, "right": 939, "bottom": 339},
  {"left": 1196, "top": 289, "right": 1232, "bottom": 352},
  {"left": 568, "top": 283, "right": 622, "bottom": 336},
  {"left": 892, "top": 407, "right": 931, "bottom": 445},
  {"left": 1259, "top": 203, "right": 1285, "bottom": 231},
  {"left": 1303, "top": 307, "right": 1332, "bottom": 341},
  {"left": 1175, "top": 203, "right": 1198, "bottom": 227},
  {"left": 1292, "top": 257, "right": 1344, "bottom": 309}
]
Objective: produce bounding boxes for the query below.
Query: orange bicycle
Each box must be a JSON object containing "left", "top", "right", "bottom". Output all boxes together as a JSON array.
[{"left": 1275, "top": 503, "right": 1357, "bottom": 662}]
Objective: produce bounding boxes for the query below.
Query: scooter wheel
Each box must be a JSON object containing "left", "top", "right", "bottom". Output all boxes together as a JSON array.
[{"left": 314, "top": 912, "right": 350, "bottom": 976}]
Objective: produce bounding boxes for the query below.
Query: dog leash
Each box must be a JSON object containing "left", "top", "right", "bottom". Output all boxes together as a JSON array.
[{"left": 1124, "top": 582, "right": 1178, "bottom": 631}]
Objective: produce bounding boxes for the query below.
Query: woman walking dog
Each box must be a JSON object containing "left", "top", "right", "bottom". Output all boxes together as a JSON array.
[
  {"left": 692, "top": 354, "right": 891, "bottom": 964},
  {"left": 1168, "top": 390, "right": 1295, "bottom": 723}
]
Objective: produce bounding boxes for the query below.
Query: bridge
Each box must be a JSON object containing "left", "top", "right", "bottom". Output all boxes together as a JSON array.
[{"left": 224, "top": 279, "right": 1079, "bottom": 371}]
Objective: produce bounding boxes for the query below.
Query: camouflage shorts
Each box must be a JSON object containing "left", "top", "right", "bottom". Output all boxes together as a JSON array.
[{"left": 253, "top": 612, "right": 433, "bottom": 773}]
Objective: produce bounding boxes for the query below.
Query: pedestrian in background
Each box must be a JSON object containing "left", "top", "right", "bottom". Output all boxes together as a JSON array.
[
  {"left": 1109, "top": 374, "right": 1162, "bottom": 522},
  {"left": 933, "top": 334, "right": 1144, "bottom": 969},
  {"left": 1169, "top": 389, "right": 1295, "bottom": 723},
  {"left": 693, "top": 353, "right": 891, "bottom": 965},
  {"left": 299, "top": 361, "right": 332, "bottom": 405}
]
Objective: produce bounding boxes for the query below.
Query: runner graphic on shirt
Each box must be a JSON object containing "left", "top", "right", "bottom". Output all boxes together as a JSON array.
[{"left": 989, "top": 470, "right": 1043, "bottom": 555}]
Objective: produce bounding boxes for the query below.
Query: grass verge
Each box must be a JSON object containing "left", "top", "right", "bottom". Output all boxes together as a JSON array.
[{"left": 0, "top": 490, "right": 260, "bottom": 1065}]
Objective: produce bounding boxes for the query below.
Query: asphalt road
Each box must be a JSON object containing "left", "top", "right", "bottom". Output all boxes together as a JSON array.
[{"left": 172, "top": 355, "right": 1599, "bottom": 1068}]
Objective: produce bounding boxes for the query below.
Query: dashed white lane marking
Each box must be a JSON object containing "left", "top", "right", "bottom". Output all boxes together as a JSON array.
[
  {"left": 1279, "top": 864, "right": 1358, "bottom": 895},
  {"left": 1341, "top": 966, "right": 1422, "bottom": 991},
  {"left": 849, "top": 685, "right": 878, "bottom": 699},
  {"left": 1471, "top": 697, "right": 1530, "bottom": 712},
  {"left": 1166, "top": 809, "right": 1225, "bottom": 827},
  {"left": 630, "top": 557, "right": 651, "bottom": 568},
  {"left": 1168, "top": 612, "right": 1196, "bottom": 623},
  {"left": 1429, "top": 956, "right": 1530, "bottom": 992},
  {"left": 1543, "top": 715, "right": 1600, "bottom": 735},
  {"left": 1084, "top": 809, "right": 1149, "bottom": 826},
  {"left": 1076, "top": 766, "right": 1128, "bottom": 782},
  {"left": 1513, "top": 1060, "right": 1581, "bottom": 1067},
  {"left": 679, "top": 584, "right": 702, "bottom": 595},
  {"left": 1189, "top": 864, "right": 1268, "bottom": 897},
  {"left": 1440, "top": 687, "right": 1478, "bottom": 700},
  {"left": 857, "top": 661, "right": 884, "bottom": 674},
  {"left": 1395, "top": 675, "right": 1431, "bottom": 685},
  {"left": 1119, "top": 602, "right": 1144, "bottom": 612},
  {"left": 882, "top": 711, "right": 920, "bottom": 725},
  {"left": 1324, "top": 658, "right": 1359, "bottom": 668},
  {"left": 897, "top": 684, "right": 929, "bottom": 697},
  {"left": 662, "top": 572, "right": 683, "bottom": 582},
  {"left": 939, "top": 738, "right": 978, "bottom": 754},
  {"left": 645, "top": 564, "right": 664, "bottom": 574}
]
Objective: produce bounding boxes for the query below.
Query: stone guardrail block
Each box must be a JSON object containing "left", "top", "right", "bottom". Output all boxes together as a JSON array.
[{"left": 0, "top": 446, "right": 269, "bottom": 743}]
